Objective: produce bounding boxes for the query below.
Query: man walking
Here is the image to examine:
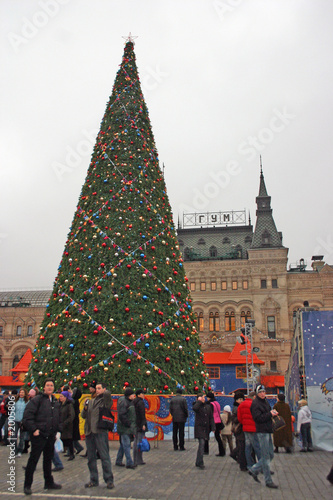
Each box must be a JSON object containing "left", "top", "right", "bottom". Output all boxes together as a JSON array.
[
  {"left": 237, "top": 391, "right": 261, "bottom": 469},
  {"left": 193, "top": 393, "right": 215, "bottom": 470},
  {"left": 22, "top": 378, "right": 62, "bottom": 495},
  {"left": 133, "top": 389, "right": 147, "bottom": 466},
  {"left": 169, "top": 388, "right": 188, "bottom": 451},
  {"left": 115, "top": 388, "right": 136, "bottom": 469},
  {"left": 81, "top": 382, "right": 114, "bottom": 489},
  {"left": 248, "top": 385, "right": 279, "bottom": 489}
]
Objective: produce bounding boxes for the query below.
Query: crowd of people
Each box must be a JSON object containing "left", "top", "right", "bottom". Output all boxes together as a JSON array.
[{"left": 0, "top": 381, "right": 331, "bottom": 495}]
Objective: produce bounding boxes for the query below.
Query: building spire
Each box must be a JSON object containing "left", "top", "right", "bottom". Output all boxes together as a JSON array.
[
  {"left": 258, "top": 157, "right": 269, "bottom": 197},
  {"left": 251, "top": 163, "right": 283, "bottom": 249}
]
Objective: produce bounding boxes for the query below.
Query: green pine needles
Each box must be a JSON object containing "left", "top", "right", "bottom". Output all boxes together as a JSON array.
[{"left": 27, "top": 41, "right": 209, "bottom": 394}]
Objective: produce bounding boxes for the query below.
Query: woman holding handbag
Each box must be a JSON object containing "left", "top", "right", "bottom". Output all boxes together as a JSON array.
[{"left": 206, "top": 392, "right": 225, "bottom": 457}]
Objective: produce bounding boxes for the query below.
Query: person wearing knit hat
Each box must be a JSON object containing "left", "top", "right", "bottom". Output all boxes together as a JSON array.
[
  {"left": 115, "top": 388, "right": 136, "bottom": 469},
  {"left": 59, "top": 391, "right": 75, "bottom": 460},
  {"left": 133, "top": 389, "right": 147, "bottom": 466},
  {"left": 248, "top": 385, "right": 279, "bottom": 488},
  {"left": 221, "top": 405, "right": 234, "bottom": 454},
  {"left": 297, "top": 399, "right": 313, "bottom": 452},
  {"left": 169, "top": 388, "right": 188, "bottom": 451}
]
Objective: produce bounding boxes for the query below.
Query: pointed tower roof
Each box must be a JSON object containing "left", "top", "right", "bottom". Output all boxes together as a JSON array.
[
  {"left": 251, "top": 158, "right": 283, "bottom": 249},
  {"left": 258, "top": 157, "right": 269, "bottom": 197}
]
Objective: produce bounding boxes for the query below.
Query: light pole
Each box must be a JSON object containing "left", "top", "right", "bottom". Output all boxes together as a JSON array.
[{"left": 246, "top": 320, "right": 256, "bottom": 391}]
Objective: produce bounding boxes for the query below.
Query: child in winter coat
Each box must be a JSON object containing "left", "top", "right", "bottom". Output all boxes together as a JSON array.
[
  {"left": 297, "top": 399, "right": 313, "bottom": 452},
  {"left": 220, "top": 405, "right": 234, "bottom": 454}
]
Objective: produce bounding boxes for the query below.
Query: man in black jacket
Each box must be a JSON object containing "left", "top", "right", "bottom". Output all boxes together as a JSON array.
[
  {"left": 22, "top": 378, "right": 62, "bottom": 495},
  {"left": 133, "top": 389, "right": 147, "bottom": 466},
  {"left": 169, "top": 388, "right": 188, "bottom": 451},
  {"left": 193, "top": 393, "right": 215, "bottom": 470},
  {"left": 248, "top": 385, "right": 279, "bottom": 489}
]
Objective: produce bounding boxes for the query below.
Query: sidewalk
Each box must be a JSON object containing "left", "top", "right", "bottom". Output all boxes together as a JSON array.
[{"left": 0, "top": 440, "right": 332, "bottom": 500}]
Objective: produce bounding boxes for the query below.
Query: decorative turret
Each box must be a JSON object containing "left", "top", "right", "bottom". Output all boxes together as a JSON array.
[{"left": 251, "top": 158, "right": 283, "bottom": 249}]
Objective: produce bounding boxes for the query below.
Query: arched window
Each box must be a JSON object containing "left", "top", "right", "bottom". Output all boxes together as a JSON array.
[
  {"left": 245, "top": 235, "right": 252, "bottom": 244},
  {"left": 198, "top": 238, "right": 205, "bottom": 245},
  {"left": 198, "top": 312, "right": 204, "bottom": 332},
  {"left": 209, "top": 312, "right": 220, "bottom": 332},
  {"left": 184, "top": 247, "right": 190, "bottom": 260},
  {"left": 12, "top": 355, "right": 20, "bottom": 369},
  {"left": 223, "top": 237, "right": 230, "bottom": 244},
  {"left": 178, "top": 239, "right": 184, "bottom": 247},
  {"left": 240, "top": 310, "right": 252, "bottom": 327},
  {"left": 209, "top": 246, "right": 217, "bottom": 258},
  {"left": 225, "top": 311, "right": 235, "bottom": 332}
]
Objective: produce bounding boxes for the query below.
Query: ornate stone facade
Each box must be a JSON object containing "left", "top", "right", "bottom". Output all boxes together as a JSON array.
[{"left": 0, "top": 171, "right": 332, "bottom": 383}]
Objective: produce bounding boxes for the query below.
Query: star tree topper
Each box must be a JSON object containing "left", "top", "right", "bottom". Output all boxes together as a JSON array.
[{"left": 122, "top": 32, "right": 138, "bottom": 44}]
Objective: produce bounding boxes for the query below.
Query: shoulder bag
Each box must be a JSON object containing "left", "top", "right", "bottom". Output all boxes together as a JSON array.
[
  {"left": 272, "top": 415, "right": 286, "bottom": 432},
  {"left": 98, "top": 406, "right": 115, "bottom": 431}
]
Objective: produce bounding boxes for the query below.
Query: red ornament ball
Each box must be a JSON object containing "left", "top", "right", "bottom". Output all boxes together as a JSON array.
[
  {"left": 126, "top": 359, "right": 131, "bottom": 364},
  {"left": 83, "top": 382, "right": 88, "bottom": 388},
  {"left": 124, "top": 381, "right": 129, "bottom": 387},
  {"left": 59, "top": 334, "right": 64, "bottom": 340},
  {"left": 164, "top": 385, "right": 168, "bottom": 390}
]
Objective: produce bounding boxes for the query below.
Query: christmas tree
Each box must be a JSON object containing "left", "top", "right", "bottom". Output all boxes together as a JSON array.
[{"left": 28, "top": 38, "right": 208, "bottom": 394}]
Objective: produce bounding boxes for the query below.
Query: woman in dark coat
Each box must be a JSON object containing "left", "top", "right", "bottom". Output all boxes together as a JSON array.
[
  {"left": 59, "top": 391, "right": 75, "bottom": 460},
  {"left": 273, "top": 394, "right": 293, "bottom": 453},
  {"left": 72, "top": 388, "right": 84, "bottom": 455},
  {"left": 193, "top": 393, "right": 215, "bottom": 469}
]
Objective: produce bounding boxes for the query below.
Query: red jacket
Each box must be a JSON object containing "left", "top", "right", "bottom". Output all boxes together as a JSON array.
[{"left": 237, "top": 399, "right": 256, "bottom": 433}]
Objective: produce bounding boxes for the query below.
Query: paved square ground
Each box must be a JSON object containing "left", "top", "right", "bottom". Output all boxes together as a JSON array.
[{"left": 0, "top": 440, "right": 332, "bottom": 499}]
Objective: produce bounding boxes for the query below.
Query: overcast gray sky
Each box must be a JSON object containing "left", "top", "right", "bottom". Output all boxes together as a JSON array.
[{"left": 1, "top": 0, "right": 333, "bottom": 289}]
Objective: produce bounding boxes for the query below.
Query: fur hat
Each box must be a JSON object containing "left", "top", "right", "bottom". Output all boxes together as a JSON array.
[
  {"left": 223, "top": 405, "right": 231, "bottom": 413},
  {"left": 206, "top": 392, "right": 215, "bottom": 401},
  {"left": 124, "top": 388, "right": 134, "bottom": 397},
  {"left": 90, "top": 381, "right": 97, "bottom": 389},
  {"left": 135, "top": 389, "right": 144, "bottom": 396},
  {"left": 256, "top": 385, "right": 266, "bottom": 394},
  {"left": 234, "top": 390, "right": 245, "bottom": 401},
  {"left": 298, "top": 399, "right": 307, "bottom": 407}
]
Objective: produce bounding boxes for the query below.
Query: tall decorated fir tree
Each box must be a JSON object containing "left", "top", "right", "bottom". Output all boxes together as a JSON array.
[{"left": 28, "top": 38, "right": 208, "bottom": 394}]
